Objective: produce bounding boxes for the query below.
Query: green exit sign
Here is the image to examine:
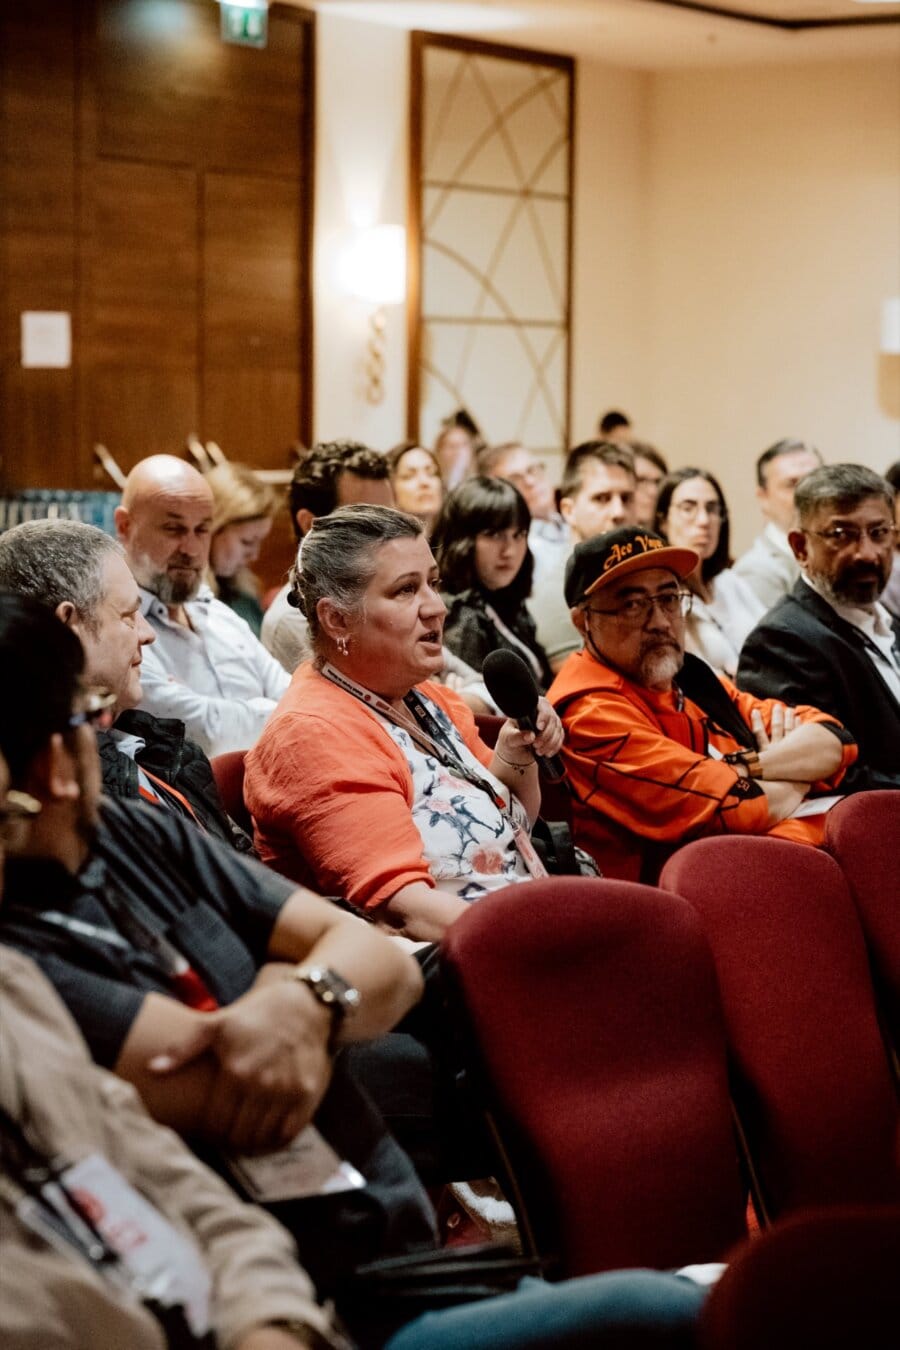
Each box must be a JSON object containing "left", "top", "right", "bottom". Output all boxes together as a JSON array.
[{"left": 220, "top": 3, "right": 268, "bottom": 49}]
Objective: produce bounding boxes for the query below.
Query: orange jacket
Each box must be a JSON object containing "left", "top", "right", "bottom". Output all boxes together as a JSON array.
[{"left": 549, "top": 649, "right": 857, "bottom": 881}]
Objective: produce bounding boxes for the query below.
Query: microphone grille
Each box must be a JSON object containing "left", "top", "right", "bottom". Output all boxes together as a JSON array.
[{"left": 482, "top": 648, "right": 539, "bottom": 720}]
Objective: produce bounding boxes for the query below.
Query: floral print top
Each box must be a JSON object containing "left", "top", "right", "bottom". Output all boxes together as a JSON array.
[{"left": 379, "top": 696, "right": 531, "bottom": 902}]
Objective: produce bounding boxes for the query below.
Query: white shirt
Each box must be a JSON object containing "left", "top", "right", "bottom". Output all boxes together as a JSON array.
[
  {"left": 137, "top": 585, "right": 290, "bottom": 756},
  {"left": 684, "top": 568, "right": 766, "bottom": 679},
  {"left": 527, "top": 521, "right": 582, "bottom": 665},
  {"left": 733, "top": 521, "right": 801, "bottom": 612},
  {"left": 802, "top": 574, "right": 900, "bottom": 706}
]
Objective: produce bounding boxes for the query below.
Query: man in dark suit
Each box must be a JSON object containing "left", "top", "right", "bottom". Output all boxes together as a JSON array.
[{"left": 738, "top": 463, "right": 900, "bottom": 792}]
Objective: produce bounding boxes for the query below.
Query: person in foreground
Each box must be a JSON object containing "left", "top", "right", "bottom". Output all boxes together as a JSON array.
[
  {"left": 548, "top": 527, "right": 857, "bottom": 881},
  {"left": 0, "top": 748, "right": 348, "bottom": 1350},
  {"left": 0, "top": 750, "right": 716, "bottom": 1350},
  {"left": 245, "top": 505, "right": 565, "bottom": 942},
  {"left": 737, "top": 463, "right": 900, "bottom": 791}
]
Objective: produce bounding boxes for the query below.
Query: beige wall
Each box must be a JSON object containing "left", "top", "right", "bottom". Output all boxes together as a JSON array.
[
  {"left": 314, "top": 13, "right": 409, "bottom": 450},
  {"left": 642, "top": 58, "right": 900, "bottom": 553},
  {"left": 314, "top": 22, "right": 900, "bottom": 549}
]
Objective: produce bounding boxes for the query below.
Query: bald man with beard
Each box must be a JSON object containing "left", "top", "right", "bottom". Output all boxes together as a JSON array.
[{"left": 116, "top": 456, "right": 289, "bottom": 756}]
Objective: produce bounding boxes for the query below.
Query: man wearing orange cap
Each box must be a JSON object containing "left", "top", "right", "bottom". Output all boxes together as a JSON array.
[{"left": 549, "top": 527, "right": 857, "bottom": 881}]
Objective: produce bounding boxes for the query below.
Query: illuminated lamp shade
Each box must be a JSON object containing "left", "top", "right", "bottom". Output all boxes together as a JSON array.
[
  {"left": 881, "top": 297, "right": 900, "bottom": 356},
  {"left": 339, "top": 226, "right": 407, "bottom": 404}
]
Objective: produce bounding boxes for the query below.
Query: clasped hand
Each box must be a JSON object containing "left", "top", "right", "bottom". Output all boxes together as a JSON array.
[{"left": 150, "top": 980, "right": 333, "bottom": 1154}]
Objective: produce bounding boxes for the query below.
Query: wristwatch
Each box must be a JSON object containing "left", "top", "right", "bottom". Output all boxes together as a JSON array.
[{"left": 291, "top": 965, "right": 361, "bottom": 1050}]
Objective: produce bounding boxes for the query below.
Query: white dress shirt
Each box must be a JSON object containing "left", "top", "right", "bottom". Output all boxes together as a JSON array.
[
  {"left": 137, "top": 585, "right": 290, "bottom": 756},
  {"left": 802, "top": 573, "right": 900, "bottom": 706}
]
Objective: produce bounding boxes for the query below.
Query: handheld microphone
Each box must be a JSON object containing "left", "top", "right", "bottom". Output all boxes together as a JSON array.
[{"left": 482, "top": 649, "right": 566, "bottom": 783}]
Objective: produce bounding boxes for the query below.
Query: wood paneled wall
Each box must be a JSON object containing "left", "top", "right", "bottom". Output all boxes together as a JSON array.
[{"left": 0, "top": 0, "right": 314, "bottom": 494}]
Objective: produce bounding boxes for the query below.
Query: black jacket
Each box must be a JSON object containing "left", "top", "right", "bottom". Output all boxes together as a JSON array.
[
  {"left": 736, "top": 579, "right": 900, "bottom": 793},
  {"left": 442, "top": 587, "right": 554, "bottom": 692},
  {"left": 97, "top": 709, "right": 254, "bottom": 851}
]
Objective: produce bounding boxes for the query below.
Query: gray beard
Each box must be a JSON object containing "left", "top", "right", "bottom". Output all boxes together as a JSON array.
[
  {"left": 134, "top": 568, "right": 199, "bottom": 606},
  {"left": 639, "top": 646, "right": 683, "bottom": 690},
  {"left": 150, "top": 571, "right": 201, "bottom": 605}
]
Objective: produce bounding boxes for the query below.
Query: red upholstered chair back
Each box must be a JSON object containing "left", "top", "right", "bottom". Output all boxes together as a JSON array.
[
  {"left": 474, "top": 713, "right": 573, "bottom": 826},
  {"left": 698, "top": 1204, "right": 900, "bottom": 1350},
  {"left": 440, "top": 877, "right": 747, "bottom": 1277},
  {"left": 660, "top": 837, "right": 900, "bottom": 1220},
  {"left": 210, "top": 750, "right": 252, "bottom": 834},
  {"left": 824, "top": 790, "right": 900, "bottom": 1052}
]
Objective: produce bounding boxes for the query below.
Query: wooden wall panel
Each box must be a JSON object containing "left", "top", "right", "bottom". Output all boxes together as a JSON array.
[
  {"left": 203, "top": 172, "right": 302, "bottom": 454},
  {"left": 95, "top": 0, "right": 305, "bottom": 178},
  {"left": 1, "top": 0, "right": 314, "bottom": 498},
  {"left": 0, "top": 2, "right": 78, "bottom": 487}
]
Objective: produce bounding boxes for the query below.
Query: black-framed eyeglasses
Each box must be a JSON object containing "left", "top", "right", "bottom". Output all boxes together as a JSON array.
[
  {"left": 585, "top": 590, "right": 693, "bottom": 626},
  {"left": 805, "top": 524, "right": 897, "bottom": 550},
  {"left": 67, "top": 687, "right": 117, "bottom": 732},
  {"left": 0, "top": 790, "right": 42, "bottom": 846}
]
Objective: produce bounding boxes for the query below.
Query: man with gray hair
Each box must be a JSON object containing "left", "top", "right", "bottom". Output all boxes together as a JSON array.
[
  {"left": 0, "top": 518, "right": 248, "bottom": 844},
  {"left": 738, "top": 463, "right": 900, "bottom": 791}
]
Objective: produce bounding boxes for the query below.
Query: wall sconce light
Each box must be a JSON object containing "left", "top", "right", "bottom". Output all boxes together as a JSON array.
[
  {"left": 338, "top": 225, "right": 407, "bottom": 404},
  {"left": 881, "top": 297, "right": 900, "bottom": 356}
]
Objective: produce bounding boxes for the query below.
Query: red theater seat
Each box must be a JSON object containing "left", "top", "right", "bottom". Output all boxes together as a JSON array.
[
  {"left": 440, "top": 876, "right": 747, "bottom": 1277},
  {"left": 660, "top": 836, "right": 900, "bottom": 1222},
  {"left": 824, "top": 789, "right": 900, "bottom": 1058},
  {"left": 699, "top": 1204, "right": 900, "bottom": 1350}
]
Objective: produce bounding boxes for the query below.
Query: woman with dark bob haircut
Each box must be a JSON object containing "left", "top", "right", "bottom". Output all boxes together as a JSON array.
[
  {"left": 655, "top": 466, "right": 764, "bottom": 677},
  {"left": 432, "top": 475, "right": 553, "bottom": 690}
]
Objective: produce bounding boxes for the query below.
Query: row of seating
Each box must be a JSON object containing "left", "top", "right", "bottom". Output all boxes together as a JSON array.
[{"left": 440, "top": 797, "right": 900, "bottom": 1280}]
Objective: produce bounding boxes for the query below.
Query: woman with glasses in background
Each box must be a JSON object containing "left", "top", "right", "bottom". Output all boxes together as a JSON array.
[
  {"left": 656, "top": 468, "right": 764, "bottom": 677},
  {"left": 432, "top": 476, "right": 554, "bottom": 691}
]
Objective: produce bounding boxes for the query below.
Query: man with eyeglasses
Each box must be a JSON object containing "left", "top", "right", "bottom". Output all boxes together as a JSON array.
[
  {"left": 738, "top": 464, "right": 900, "bottom": 791},
  {"left": 0, "top": 519, "right": 251, "bottom": 848},
  {"left": 548, "top": 526, "right": 857, "bottom": 881}
]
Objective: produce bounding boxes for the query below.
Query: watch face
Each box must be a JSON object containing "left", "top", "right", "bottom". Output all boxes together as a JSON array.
[{"left": 299, "top": 966, "right": 361, "bottom": 1019}]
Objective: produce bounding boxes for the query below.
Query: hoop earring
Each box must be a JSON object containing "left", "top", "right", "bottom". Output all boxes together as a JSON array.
[{"left": 337, "top": 635, "right": 349, "bottom": 657}]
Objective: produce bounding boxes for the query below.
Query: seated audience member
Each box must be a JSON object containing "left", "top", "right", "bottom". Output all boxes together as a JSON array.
[
  {"left": 883, "top": 459, "right": 900, "bottom": 621},
  {"left": 548, "top": 527, "right": 856, "bottom": 881},
  {"left": 0, "top": 754, "right": 349, "bottom": 1350},
  {"left": 733, "top": 438, "right": 823, "bottom": 609},
  {"left": 532, "top": 440, "right": 638, "bottom": 671},
  {"left": 628, "top": 441, "right": 668, "bottom": 528},
  {"left": 433, "top": 408, "right": 483, "bottom": 492},
  {"left": 115, "top": 455, "right": 289, "bottom": 756},
  {"left": 596, "top": 409, "right": 632, "bottom": 443},
  {"left": 0, "top": 748, "right": 717, "bottom": 1349},
  {"left": 0, "top": 594, "right": 434, "bottom": 1267},
  {"left": 205, "top": 461, "right": 281, "bottom": 637},
  {"left": 655, "top": 468, "right": 765, "bottom": 678},
  {"left": 245, "top": 506, "right": 564, "bottom": 942},
  {"left": 261, "top": 444, "right": 489, "bottom": 710},
  {"left": 432, "top": 476, "right": 553, "bottom": 690},
  {"left": 477, "top": 441, "right": 568, "bottom": 548},
  {"left": 0, "top": 520, "right": 248, "bottom": 848},
  {"left": 388, "top": 441, "right": 444, "bottom": 538},
  {"left": 738, "top": 463, "right": 900, "bottom": 791},
  {"left": 263, "top": 441, "right": 394, "bottom": 673}
]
